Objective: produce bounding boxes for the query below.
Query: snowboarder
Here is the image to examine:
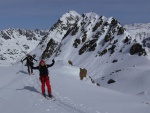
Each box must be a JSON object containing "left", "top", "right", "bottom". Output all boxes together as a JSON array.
[
  {"left": 21, "top": 54, "right": 37, "bottom": 75},
  {"left": 32, "top": 59, "right": 55, "bottom": 98}
]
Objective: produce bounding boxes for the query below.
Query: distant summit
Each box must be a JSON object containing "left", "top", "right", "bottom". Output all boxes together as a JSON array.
[{"left": 0, "top": 28, "right": 48, "bottom": 66}]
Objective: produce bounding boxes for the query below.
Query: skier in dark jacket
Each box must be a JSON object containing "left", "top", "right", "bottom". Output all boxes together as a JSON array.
[
  {"left": 22, "top": 54, "right": 37, "bottom": 75},
  {"left": 32, "top": 59, "right": 55, "bottom": 98}
]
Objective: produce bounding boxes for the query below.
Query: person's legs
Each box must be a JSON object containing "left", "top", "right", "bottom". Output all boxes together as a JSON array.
[
  {"left": 27, "top": 65, "right": 30, "bottom": 74},
  {"left": 29, "top": 64, "right": 33, "bottom": 74},
  {"left": 41, "top": 82, "right": 46, "bottom": 94},
  {"left": 40, "top": 77, "right": 46, "bottom": 94},
  {"left": 45, "top": 76, "right": 52, "bottom": 95}
]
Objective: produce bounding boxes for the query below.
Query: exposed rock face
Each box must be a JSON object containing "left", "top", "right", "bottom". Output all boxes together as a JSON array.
[
  {"left": 130, "top": 43, "right": 146, "bottom": 56},
  {"left": 107, "top": 79, "right": 116, "bottom": 84},
  {"left": 68, "top": 60, "right": 73, "bottom": 65},
  {"left": 80, "top": 68, "right": 87, "bottom": 80}
]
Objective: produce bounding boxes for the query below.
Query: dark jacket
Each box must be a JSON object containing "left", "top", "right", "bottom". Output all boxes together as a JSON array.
[
  {"left": 32, "top": 61, "right": 55, "bottom": 77},
  {"left": 22, "top": 55, "right": 37, "bottom": 66}
]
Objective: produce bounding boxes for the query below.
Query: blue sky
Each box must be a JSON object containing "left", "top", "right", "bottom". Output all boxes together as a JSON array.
[{"left": 0, "top": 0, "right": 150, "bottom": 30}]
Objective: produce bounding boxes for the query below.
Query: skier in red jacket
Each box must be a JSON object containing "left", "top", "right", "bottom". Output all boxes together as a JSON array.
[{"left": 32, "top": 59, "right": 55, "bottom": 98}]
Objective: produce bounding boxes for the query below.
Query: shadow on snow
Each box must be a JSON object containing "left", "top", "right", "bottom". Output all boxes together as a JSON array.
[
  {"left": 16, "top": 86, "right": 40, "bottom": 94},
  {"left": 16, "top": 70, "right": 29, "bottom": 75}
]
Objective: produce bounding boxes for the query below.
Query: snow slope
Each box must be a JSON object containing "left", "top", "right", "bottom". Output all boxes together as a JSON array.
[{"left": 0, "top": 60, "right": 150, "bottom": 113}]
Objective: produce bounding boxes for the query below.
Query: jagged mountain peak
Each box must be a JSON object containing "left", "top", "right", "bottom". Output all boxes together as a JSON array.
[
  {"left": 38, "top": 11, "right": 134, "bottom": 60},
  {"left": 60, "top": 10, "right": 81, "bottom": 24},
  {"left": 64, "top": 10, "right": 81, "bottom": 17},
  {"left": 82, "top": 12, "right": 99, "bottom": 18},
  {"left": 36, "top": 10, "right": 149, "bottom": 63},
  {"left": 40, "top": 11, "right": 122, "bottom": 49}
]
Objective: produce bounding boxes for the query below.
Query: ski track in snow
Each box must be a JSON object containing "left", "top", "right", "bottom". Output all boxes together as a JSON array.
[{"left": 21, "top": 72, "right": 101, "bottom": 113}]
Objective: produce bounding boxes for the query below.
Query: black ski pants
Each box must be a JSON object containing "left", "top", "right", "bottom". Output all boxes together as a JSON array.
[{"left": 27, "top": 64, "right": 33, "bottom": 74}]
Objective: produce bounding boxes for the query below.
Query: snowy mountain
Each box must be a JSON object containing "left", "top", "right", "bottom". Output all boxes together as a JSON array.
[
  {"left": 0, "top": 28, "right": 49, "bottom": 66},
  {"left": 30, "top": 11, "right": 150, "bottom": 95},
  {"left": 0, "top": 10, "right": 150, "bottom": 113}
]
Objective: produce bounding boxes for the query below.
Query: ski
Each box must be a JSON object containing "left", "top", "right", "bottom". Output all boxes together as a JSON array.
[
  {"left": 46, "top": 95, "right": 56, "bottom": 101},
  {"left": 43, "top": 94, "right": 56, "bottom": 101}
]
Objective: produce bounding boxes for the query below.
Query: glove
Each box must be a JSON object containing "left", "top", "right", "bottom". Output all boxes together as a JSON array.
[
  {"left": 52, "top": 59, "right": 55, "bottom": 63},
  {"left": 21, "top": 60, "right": 23, "bottom": 63}
]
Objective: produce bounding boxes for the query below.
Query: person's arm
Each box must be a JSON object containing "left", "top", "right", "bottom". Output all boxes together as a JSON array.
[
  {"left": 47, "top": 59, "right": 55, "bottom": 68},
  {"left": 32, "top": 56, "right": 37, "bottom": 62},
  {"left": 32, "top": 65, "right": 39, "bottom": 70},
  {"left": 21, "top": 57, "right": 27, "bottom": 62}
]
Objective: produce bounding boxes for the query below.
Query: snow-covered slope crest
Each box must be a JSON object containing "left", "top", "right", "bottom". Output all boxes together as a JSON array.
[{"left": 0, "top": 28, "right": 48, "bottom": 66}]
